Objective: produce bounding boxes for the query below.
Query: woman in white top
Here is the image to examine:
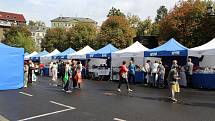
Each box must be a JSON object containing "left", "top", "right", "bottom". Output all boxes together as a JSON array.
[{"left": 51, "top": 62, "right": 58, "bottom": 86}]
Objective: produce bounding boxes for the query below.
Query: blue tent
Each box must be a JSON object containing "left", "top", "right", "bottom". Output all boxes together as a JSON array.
[
  {"left": 144, "top": 38, "right": 188, "bottom": 57},
  {"left": 31, "top": 50, "right": 49, "bottom": 61},
  {"left": 0, "top": 43, "right": 24, "bottom": 90},
  {"left": 53, "top": 48, "right": 76, "bottom": 59},
  {"left": 86, "top": 44, "right": 119, "bottom": 58}
]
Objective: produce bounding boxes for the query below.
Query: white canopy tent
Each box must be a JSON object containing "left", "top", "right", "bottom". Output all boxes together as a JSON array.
[
  {"left": 189, "top": 38, "right": 215, "bottom": 57},
  {"left": 24, "top": 51, "right": 38, "bottom": 60},
  {"left": 68, "top": 46, "right": 95, "bottom": 59},
  {"left": 189, "top": 38, "right": 215, "bottom": 67},
  {"left": 112, "top": 41, "right": 149, "bottom": 67},
  {"left": 40, "top": 49, "right": 61, "bottom": 67}
]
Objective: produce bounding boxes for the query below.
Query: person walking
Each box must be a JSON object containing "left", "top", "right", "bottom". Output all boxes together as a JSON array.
[
  {"left": 158, "top": 61, "right": 165, "bottom": 88},
  {"left": 186, "top": 58, "right": 194, "bottom": 88},
  {"left": 144, "top": 60, "right": 151, "bottom": 85},
  {"left": 51, "top": 62, "right": 58, "bottom": 86},
  {"left": 63, "top": 62, "right": 72, "bottom": 93},
  {"left": 150, "top": 61, "right": 159, "bottom": 87},
  {"left": 117, "top": 61, "right": 132, "bottom": 92},
  {"left": 128, "top": 60, "right": 136, "bottom": 85},
  {"left": 39, "top": 63, "right": 44, "bottom": 76},
  {"left": 167, "top": 65, "right": 180, "bottom": 102},
  {"left": 24, "top": 62, "right": 29, "bottom": 88},
  {"left": 28, "top": 60, "right": 35, "bottom": 84},
  {"left": 179, "top": 66, "right": 187, "bottom": 87},
  {"left": 71, "top": 60, "right": 77, "bottom": 89},
  {"left": 75, "top": 61, "right": 82, "bottom": 89}
]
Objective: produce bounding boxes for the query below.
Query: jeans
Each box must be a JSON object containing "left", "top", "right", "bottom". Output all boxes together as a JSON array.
[{"left": 118, "top": 77, "right": 129, "bottom": 89}]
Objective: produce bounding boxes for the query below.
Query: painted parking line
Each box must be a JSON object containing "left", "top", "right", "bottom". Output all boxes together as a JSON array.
[
  {"left": 49, "top": 101, "right": 76, "bottom": 109},
  {"left": 113, "top": 118, "right": 127, "bottom": 121},
  {"left": 17, "top": 101, "right": 76, "bottom": 121},
  {"left": 19, "top": 92, "right": 33, "bottom": 97},
  {"left": 0, "top": 115, "right": 9, "bottom": 121},
  {"left": 17, "top": 109, "right": 72, "bottom": 121}
]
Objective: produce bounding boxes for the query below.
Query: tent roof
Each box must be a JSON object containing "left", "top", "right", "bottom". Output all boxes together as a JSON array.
[
  {"left": 190, "top": 38, "right": 215, "bottom": 51},
  {"left": 70, "top": 46, "right": 94, "bottom": 56},
  {"left": 31, "top": 50, "right": 49, "bottom": 58},
  {"left": 113, "top": 41, "right": 148, "bottom": 54},
  {"left": 54, "top": 48, "right": 76, "bottom": 56},
  {"left": 24, "top": 52, "right": 29, "bottom": 56},
  {"left": 42, "top": 49, "right": 60, "bottom": 57},
  {"left": 87, "top": 44, "right": 118, "bottom": 58},
  {"left": 189, "top": 38, "right": 215, "bottom": 56},
  {"left": 25, "top": 51, "right": 38, "bottom": 59},
  {"left": 144, "top": 38, "right": 188, "bottom": 57}
]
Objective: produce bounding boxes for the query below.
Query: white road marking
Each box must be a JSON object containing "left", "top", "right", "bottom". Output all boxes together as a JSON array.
[
  {"left": 19, "top": 92, "right": 33, "bottom": 97},
  {"left": 49, "top": 101, "right": 76, "bottom": 109},
  {"left": 17, "top": 101, "right": 76, "bottom": 121},
  {"left": 0, "top": 115, "right": 9, "bottom": 121},
  {"left": 113, "top": 118, "right": 127, "bottom": 121},
  {"left": 17, "top": 109, "right": 72, "bottom": 121}
]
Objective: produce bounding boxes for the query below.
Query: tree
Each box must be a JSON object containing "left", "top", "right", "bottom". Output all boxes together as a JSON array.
[
  {"left": 136, "top": 17, "right": 153, "bottom": 36},
  {"left": 107, "top": 7, "right": 125, "bottom": 17},
  {"left": 41, "top": 28, "right": 67, "bottom": 52},
  {"left": 2, "top": 26, "right": 37, "bottom": 52},
  {"left": 155, "top": 6, "right": 168, "bottom": 23},
  {"left": 98, "top": 16, "right": 135, "bottom": 49},
  {"left": 127, "top": 13, "right": 141, "bottom": 28},
  {"left": 67, "top": 22, "right": 97, "bottom": 50},
  {"left": 159, "top": 0, "right": 214, "bottom": 47}
]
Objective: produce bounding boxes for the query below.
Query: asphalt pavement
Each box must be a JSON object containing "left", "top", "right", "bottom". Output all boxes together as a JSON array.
[{"left": 0, "top": 76, "right": 215, "bottom": 121}]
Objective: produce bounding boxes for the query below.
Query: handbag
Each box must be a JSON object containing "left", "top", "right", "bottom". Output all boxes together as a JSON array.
[
  {"left": 121, "top": 72, "right": 127, "bottom": 79},
  {"left": 172, "top": 82, "right": 180, "bottom": 93}
]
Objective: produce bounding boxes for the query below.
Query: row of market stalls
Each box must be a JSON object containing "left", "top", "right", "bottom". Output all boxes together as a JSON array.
[{"left": 1, "top": 37, "right": 215, "bottom": 90}]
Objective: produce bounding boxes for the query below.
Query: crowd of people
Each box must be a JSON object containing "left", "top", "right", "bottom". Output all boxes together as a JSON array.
[
  {"left": 24, "top": 58, "right": 194, "bottom": 102},
  {"left": 117, "top": 58, "right": 194, "bottom": 102},
  {"left": 24, "top": 60, "right": 83, "bottom": 93}
]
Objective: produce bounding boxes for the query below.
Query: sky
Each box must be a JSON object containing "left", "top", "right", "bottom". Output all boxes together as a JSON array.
[{"left": 0, "top": 0, "right": 180, "bottom": 27}]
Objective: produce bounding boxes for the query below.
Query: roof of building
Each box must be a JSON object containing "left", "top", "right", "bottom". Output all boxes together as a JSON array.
[
  {"left": 0, "top": 11, "right": 26, "bottom": 23},
  {"left": 51, "top": 17, "right": 97, "bottom": 23}
]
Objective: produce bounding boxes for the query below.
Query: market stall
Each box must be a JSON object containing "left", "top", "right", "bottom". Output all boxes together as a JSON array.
[
  {"left": 40, "top": 49, "right": 60, "bottom": 76},
  {"left": 0, "top": 43, "right": 24, "bottom": 90},
  {"left": 144, "top": 38, "right": 188, "bottom": 86},
  {"left": 31, "top": 50, "right": 49, "bottom": 62},
  {"left": 112, "top": 41, "right": 149, "bottom": 83},
  {"left": 68, "top": 46, "right": 94, "bottom": 59},
  {"left": 189, "top": 38, "right": 215, "bottom": 89},
  {"left": 53, "top": 48, "right": 76, "bottom": 59},
  {"left": 86, "top": 44, "right": 119, "bottom": 81}
]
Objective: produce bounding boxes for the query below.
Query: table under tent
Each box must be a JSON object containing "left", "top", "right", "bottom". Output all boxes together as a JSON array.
[
  {"left": 0, "top": 43, "right": 24, "bottom": 90},
  {"left": 112, "top": 41, "right": 149, "bottom": 83},
  {"left": 189, "top": 38, "right": 215, "bottom": 89},
  {"left": 86, "top": 44, "right": 119, "bottom": 81}
]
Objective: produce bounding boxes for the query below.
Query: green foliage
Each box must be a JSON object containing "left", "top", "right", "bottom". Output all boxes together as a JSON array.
[
  {"left": 98, "top": 16, "right": 135, "bottom": 49},
  {"left": 136, "top": 18, "right": 153, "bottom": 36},
  {"left": 159, "top": 0, "right": 215, "bottom": 47},
  {"left": 155, "top": 6, "right": 168, "bottom": 23},
  {"left": 42, "top": 22, "right": 97, "bottom": 51},
  {"left": 41, "top": 28, "right": 67, "bottom": 52},
  {"left": 107, "top": 7, "right": 125, "bottom": 17},
  {"left": 2, "top": 26, "right": 37, "bottom": 52},
  {"left": 67, "top": 22, "right": 97, "bottom": 50}
]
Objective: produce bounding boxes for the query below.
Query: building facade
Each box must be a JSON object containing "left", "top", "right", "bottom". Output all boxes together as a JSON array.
[
  {"left": 51, "top": 17, "right": 97, "bottom": 29},
  {"left": 29, "top": 24, "right": 47, "bottom": 51},
  {"left": 0, "top": 11, "right": 26, "bottom": 41}
]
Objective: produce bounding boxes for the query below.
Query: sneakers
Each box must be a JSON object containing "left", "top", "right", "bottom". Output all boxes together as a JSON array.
[
  {"left": 117, "top": 89, "right": 121, "bottom": 92},
  {"left": 66, "top": 90, "right": 72, "bottom": 93},
  {"left": 128, "top": 89, "right": 133, "bottom": 92}
]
